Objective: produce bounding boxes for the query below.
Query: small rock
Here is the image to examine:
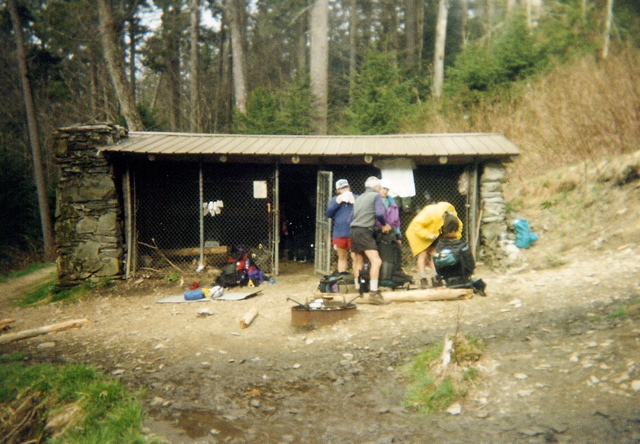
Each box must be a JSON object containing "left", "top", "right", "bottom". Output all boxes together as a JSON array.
[
  {"left": 476, "top": 410, "right": 489, "bottom": 419},
  {"left": 631, "top": 380, "right": 640, "bottom": 392},
  {"left": 250, "top": 399, "right": 260, "bottom": 408},
  {"left": 514, "top": 373, "right": 528, "bottom": 380},
  {"left": 517, "top": 389, "right": 534, "bottom": 397},
  {"left": 446, "top": 403, "right": 462, "bottom": 415},
  {"left": 292, "top": 363, "right": 301, "bottom": 369},
  {"left": 150, "top": 397, "right": 165, "bottom": 406},
  {"left": 111, "top": 369, "right": 125, "bottom": 375},
  {"left": 589, "top": 375, "right": 601, "bottom": 385},
  {"left": 37, "top": 342, "right": 56, "bottom": 350},
  {"left": 519, "top": 427, "right": 545, "bottom": 436},
  {"left": 569, "top": 353, "right": 580, "bottom": 363}
]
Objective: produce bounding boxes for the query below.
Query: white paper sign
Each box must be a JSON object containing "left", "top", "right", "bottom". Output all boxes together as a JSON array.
[{"left": 253, "top": 181, "right": 267, "bottom": 199}]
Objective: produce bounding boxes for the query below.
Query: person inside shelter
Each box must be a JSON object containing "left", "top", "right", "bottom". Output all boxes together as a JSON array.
[{"left": 405, "top": 192, "right": 463, "bottom": 289}]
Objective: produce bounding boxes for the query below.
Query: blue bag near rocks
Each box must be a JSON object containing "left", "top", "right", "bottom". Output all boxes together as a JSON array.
[{"left": 513, "top": 218, "right": 538, "bottom": 249}]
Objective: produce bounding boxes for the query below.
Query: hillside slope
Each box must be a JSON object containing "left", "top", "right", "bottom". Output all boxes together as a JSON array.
[{"left": 503, "top": 150, "right": 640, "bottom": 270}]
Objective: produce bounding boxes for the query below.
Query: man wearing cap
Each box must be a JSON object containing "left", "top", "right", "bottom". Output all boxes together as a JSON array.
[
  {"left": 350, "top": 176, "right": 391, "bottom": 305},
  {"left": 325, "top": 179, "right": 357, "bottom": 273}
]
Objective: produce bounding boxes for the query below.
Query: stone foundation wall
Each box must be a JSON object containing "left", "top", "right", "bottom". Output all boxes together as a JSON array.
[
  {"left": 53, "top": 124, "right": 127, "bottom": 287},
  {"left": 479, "top": 162, "right": 509, "bottom": 269}
]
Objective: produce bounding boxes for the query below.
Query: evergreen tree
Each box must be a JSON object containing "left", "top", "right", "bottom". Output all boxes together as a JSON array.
[{"left": 345, "top": 50, "right": 413, "bottom": 134}]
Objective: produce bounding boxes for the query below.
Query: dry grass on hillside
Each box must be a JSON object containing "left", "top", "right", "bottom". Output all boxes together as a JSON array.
[
  {"left": 502, "top": 149, "right": 640, "bottom": 269},
  {"left": 490, "top": 49, "right": 640, "bottom": 180}
]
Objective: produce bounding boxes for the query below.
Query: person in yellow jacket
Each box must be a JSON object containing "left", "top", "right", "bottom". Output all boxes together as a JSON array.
[{"left": 406, "top": 201, "right": 463, "bottom": 288}]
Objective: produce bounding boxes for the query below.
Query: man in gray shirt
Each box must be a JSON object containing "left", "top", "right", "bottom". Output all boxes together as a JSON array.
[{"left": 350, "top": 176, "right": 391, "bottom": 305}]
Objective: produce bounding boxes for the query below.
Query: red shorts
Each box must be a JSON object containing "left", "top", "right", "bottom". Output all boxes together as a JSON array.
[{"left": 332, "top": 237, "right": 351, "bottom": 249}]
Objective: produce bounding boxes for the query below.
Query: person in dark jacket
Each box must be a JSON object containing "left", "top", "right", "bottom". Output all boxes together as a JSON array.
[
  {"left": 350, "top": 176, "right": 391, "bottom": 305},
  {"left": 325, "top": 179, "right": 357, "bottom": 273}
]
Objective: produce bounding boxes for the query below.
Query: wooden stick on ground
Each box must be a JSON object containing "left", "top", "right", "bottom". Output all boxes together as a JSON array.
[
  {"left": 0, "top": 318, "right": 16, "bottom": 331},
  {"left": 353, "top": 287, "right": 472, "bottom": 304},
  {"left": 239, "top": 308, "right": 258, "bottom": 328},
  {"left": 0, "top": 319, "right": 89, "bottom": 345}
]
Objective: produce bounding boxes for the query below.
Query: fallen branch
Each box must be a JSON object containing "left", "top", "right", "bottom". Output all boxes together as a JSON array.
[
  {"left": 0, "top": 318, "right": 16, "bottom": 331},
  {"left": 139, "top": 239, "right": 183, "bottom": 273},
  {"left": 0, "top": 319, "right": 89, "bottom": 345},
  {"left": 239, "top": 307, "right": 258, "bottom": 329},
  {"left": 352, "top": 287, "right": 472, "bottom": 304}
]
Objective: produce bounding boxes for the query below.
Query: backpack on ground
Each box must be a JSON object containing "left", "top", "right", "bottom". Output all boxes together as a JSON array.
[
  {"left": 376, "top": 232, "right": 413, "bottom": 289},
  {"left": 433, "top": 238, "right": 475, "bottom": 289},
  {"left": 318, "top": 271, "right": 353, "bottom": 293},
  {"left": 217, "top": 246, "right": 265, "bottom": 288}
]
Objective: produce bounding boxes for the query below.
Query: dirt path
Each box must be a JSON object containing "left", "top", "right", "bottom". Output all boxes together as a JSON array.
[{"left": 1, "top": 253, "right": 639, "bottom": 443}]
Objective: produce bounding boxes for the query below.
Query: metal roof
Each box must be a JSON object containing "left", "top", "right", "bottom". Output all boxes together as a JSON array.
[{"left": 103, "top": 131, "right": 520, "bottom": 160}]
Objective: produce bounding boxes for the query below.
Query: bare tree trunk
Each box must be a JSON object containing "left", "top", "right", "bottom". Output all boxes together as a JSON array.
[
  {"left": 97, "top": 0, "right": 144, "bottom": 130},
  {"left": 381, "top": 0, "right": 397, "bottom": 51},
  {"left": 90, "top": 55, "right": 98, "bottom": 119},
  {"left": 227, "top": 0, "right": 247, "bottom": 114},
  {"left": 602, "top": 0, "right": 613, "bottom": 59},
  {"left": 190, "top": 0, "right": 202, "bottom": 132},
  {"left": 349, "top": 0, "right": 357, "bottom": 103},
  {"left": 405, "top": 0, "right": 417, "bottom": 67},
  {"left": 416, "top": 0, "right": 424, "bottom": 63},
  {"left": 487, "top": 0, "right": 494, "bottom": 42},
  {"left": 128, "top": 20, "right": 136, "bottom": 103},
  {"left": 310, "top": 0, "right": 328, "bottom": 135},
  {"left": 433, "top": 0, "right": 449, "bottom": 104},
  {"left": 296, "top": 3, "right": 308, "bottom": 72},
  {"left": 461, "top": 0, "right": 469, "bottom": 46},
  {"left": 7, "top": 0, "right": 55, "bottom": 262}
]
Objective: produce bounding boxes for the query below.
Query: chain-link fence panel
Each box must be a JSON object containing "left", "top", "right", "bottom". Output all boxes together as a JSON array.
[
  {"left": 131, "top": 159, "right": 474, "bottom": 279},
  {"left": 133, "top": 161, "right": 275, "bottom": 278},
  {"left": 320, "top": 163, "right": 472, "bottom": 272}
]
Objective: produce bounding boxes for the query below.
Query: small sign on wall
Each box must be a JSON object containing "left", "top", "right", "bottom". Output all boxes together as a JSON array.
[{"left": 253, "top": 181, "right": 267, "bottom": 199}]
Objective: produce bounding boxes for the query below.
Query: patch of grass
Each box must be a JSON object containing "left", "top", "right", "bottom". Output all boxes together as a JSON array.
[
  {"left": 0, "top": 357, "right": 156, "bottom": 443},
  {"left": 505, "top": 199, "right": 524, "bottom": 213},
  {"left": 17, "top": 280, "right": 94, "bottom": 307},
  {"left": 402, "top": 335, "right": 484, "bottom": 414},
  {"left": 545, "top": 254, "right": 568, "bottom": 268},
  {"left": 17, "top": 280, "right": 57, "bottom": 307},
  {"left": 0, "top": 263, "right": 53, "bottom": 283},
  {"left": 164, "top": 272, "right": 181, "bottom": 283},
  {"left": 540, "top": 199, "right": 556, "bottom": 209},
  {"left": 608, "top": 306, "right": 629, "bottom": 319}
]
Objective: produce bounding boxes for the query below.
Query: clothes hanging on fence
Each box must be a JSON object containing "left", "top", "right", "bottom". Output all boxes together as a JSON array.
[{"left": 203, "top": 200, "right": 224, "bottom": 216}]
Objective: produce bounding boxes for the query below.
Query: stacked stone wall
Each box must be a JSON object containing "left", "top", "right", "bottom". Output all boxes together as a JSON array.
[
  {"left": 53, "top": 124, "right": 127, "bottom": 287},
  {"left": 479, "top": 162, "right": 509, "bottom": 269}
]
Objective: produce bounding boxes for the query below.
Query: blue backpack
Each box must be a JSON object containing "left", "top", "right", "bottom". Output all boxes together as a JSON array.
[{"left": 513, "top": 219, "right": 538, "bottom": 249}]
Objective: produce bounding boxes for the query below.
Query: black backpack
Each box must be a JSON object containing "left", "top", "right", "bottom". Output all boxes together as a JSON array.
[
  {"left": 318, "top": 272, "right": 351, "bottom": 293},
  {"left": 433, "top": 238, "right": 475, "bottom": 288},
  {"left": 376, "top": 232, "right": 413, "bottom": 289},
  {"left": 217, "top": 262, "right": 249, "bottom": 288}
]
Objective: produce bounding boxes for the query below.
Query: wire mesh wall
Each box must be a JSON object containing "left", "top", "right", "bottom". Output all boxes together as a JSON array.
[
  {"left": 129, "top": 159, "right": 474, "bottom": 278},
  {"left": 133, "top": 160, "right": 275, "bottom": 277}
]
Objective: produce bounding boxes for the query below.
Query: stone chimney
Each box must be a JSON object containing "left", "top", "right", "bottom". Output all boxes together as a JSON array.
[{"left": 53, "top": 123, "right": 127, "bottom": 288}]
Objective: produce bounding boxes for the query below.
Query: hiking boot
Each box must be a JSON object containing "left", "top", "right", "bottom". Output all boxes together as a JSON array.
[
  {"left": 368, "top": 290, "right": 387, "bottom": 305},
  {"left": 420, "top": 277, "right": 429, "bottom": 289}
]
